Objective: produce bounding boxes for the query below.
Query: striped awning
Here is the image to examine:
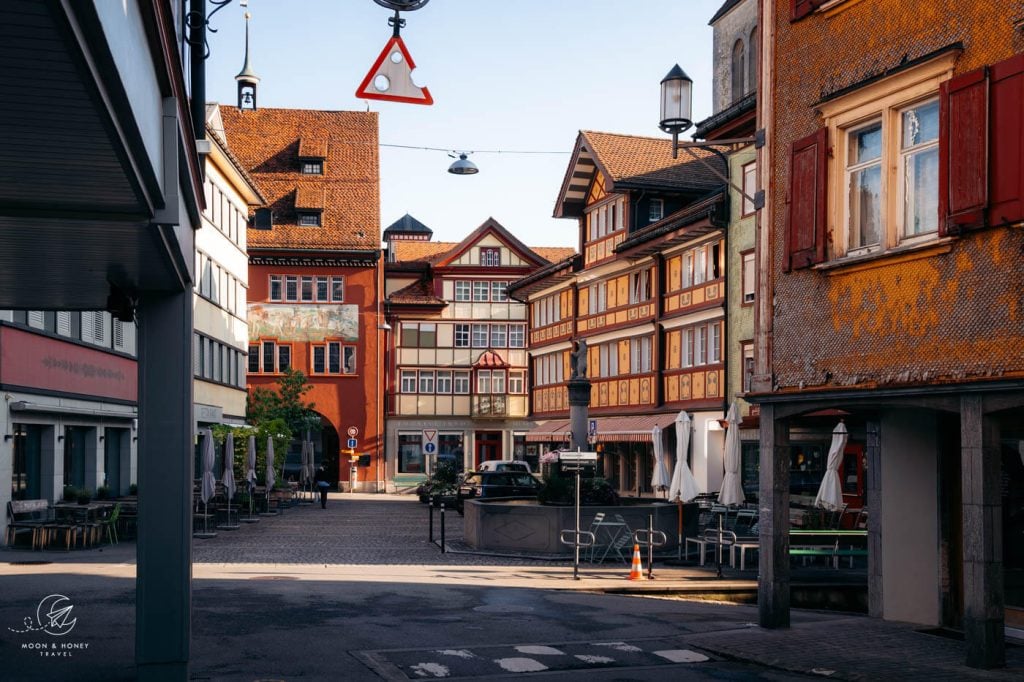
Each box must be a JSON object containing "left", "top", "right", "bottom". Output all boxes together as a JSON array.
[
  {"left": 524, "top": 420, "right": 571, "bottom": 443},
  {"left": 594, "top": 414, "right": 678, "bottom": 443},
  {"left": 524, "top": 414, "right": 678, "bottom": 444}
]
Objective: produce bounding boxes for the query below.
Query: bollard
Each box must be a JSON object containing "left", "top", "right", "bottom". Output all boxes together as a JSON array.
[
  {"left": 428, "top": 494, "right": 434, "bottom": 543},
  {"left": 440, "top": 501, "right": 446, "bottom": 553}
]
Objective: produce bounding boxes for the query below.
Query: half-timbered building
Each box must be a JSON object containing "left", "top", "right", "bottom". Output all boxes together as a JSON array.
[
  {"left": 382, "top": 216, "right": 573, "bottom": 490},
  {"left": 512, "top": 131, "right": 728, "bottom": 497}
]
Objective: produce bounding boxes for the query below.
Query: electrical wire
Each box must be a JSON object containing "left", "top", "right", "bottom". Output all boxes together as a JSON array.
[{"left": 380, "top": 143, "right": 568, "bottom": 155}]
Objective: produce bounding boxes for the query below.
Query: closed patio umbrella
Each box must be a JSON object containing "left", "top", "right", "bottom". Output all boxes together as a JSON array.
[
  {"left": 196, "top": 429, "right": 217, "bottom": 538},
  {"left": 669, "top": 411, "right": 701, "bottom": 558},
  {"left": 263, "top": 436, "right": 276, "bottom": 515},
  {"left": 242, "top": 435, "right": 258, "bottom": 523},
  {"left": 265, "top": 436, "right": 276, "bottom": 490},
  {"left": 650, "top": 425, "right": 670, "bottom": 494},
  {"left": 814, "top": 420, "right": 848, "bottom": 512},
  {"left": 219, "top": 432, "right": 238, "bottom": 529},
  {"left": 717, "top": 402, "right": 745, "bottom": 507}
]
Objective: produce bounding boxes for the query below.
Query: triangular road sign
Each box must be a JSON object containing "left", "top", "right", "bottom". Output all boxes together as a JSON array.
[{"left": 355, "top": 35, "right": 433, "bottom": 105}]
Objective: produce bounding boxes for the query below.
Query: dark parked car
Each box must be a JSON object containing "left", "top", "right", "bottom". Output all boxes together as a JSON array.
[{"left": 456, "top": 471, "right": 542, "bottom": 514}]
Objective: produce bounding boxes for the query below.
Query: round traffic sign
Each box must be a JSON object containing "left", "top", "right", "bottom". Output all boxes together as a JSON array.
[
  {"left": 347, "top": 426, "right": 359, "bottom": 437},
  {"left": 424, "top": 442, "right": 436, "bottom": 454}
]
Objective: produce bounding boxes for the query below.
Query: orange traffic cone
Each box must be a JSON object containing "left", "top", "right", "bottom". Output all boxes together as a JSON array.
[{"left": 629, "top": 543, "right": 645, "bottom": 580}]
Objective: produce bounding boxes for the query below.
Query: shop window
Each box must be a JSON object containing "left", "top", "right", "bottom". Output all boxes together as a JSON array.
[{"left": 398, "top": 433, "right": 424, "bottom": 473}]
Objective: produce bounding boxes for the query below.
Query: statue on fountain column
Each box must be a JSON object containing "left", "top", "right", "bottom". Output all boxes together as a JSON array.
[{"left": 570, "top": 339, "right": 587, "bottom": 379}]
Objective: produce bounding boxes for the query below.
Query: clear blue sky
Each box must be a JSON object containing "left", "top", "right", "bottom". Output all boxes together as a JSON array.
[{"left": 204, "top": 0, "right": 725, "bottom": 248}]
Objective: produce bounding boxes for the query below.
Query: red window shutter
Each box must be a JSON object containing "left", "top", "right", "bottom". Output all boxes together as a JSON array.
[
  {"left": 791, "top": 0, "right": 823, "bottom": 21},
  {"left": 786, "top": 128, "right": 828, "bottom": 272},
  {"left": 987, "top": 53, "right": 1024, "bottom": 227},
  {"left": 939, "top": 67, "right": 988, "bottom": 234}
]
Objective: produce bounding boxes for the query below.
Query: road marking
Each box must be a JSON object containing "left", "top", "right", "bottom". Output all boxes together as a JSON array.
[
  {"left": 515, "top": 645, "right": 564, "bottom": 656},
  {"left": 494, "top": 657, "right": 549, "bottom": 673},
  {"left": 593, "top": 641, "right": 643, "bottom": 652},
  {"left": 410, "top": 661, "right": 450, "bottom": 677},
  {"left": 652, "top": 649, "right": 709, "bottom": 663},
  {"left": 435, "top": 649, "right": 476, "bottom": 659},
  {"left": 575, "top": 654, "right": 615, "bottom": 664}
]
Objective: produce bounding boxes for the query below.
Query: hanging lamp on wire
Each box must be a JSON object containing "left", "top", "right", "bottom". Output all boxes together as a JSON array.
[{"left": 447, "top": 152, "right": 479, "bottom": 175}]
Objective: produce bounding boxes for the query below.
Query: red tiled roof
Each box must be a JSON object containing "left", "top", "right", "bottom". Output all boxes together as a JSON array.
[
  {"left": 390, "top": 241, "right": 459, "bottom": 264},
  {"left": 219, "top": 107, "right": 380, "bottom": 251},
  {"left": 533, "top": 247, "right": 576, "bottom": 263},
  {"left": 580, "top": 130, "right": 724, "bottom": 192},
  {"left": 388, "top": 278, "right": 446, "bottom": 306},
  {"left": 294, "top": 184, "right": 324, "bottom": 210}
]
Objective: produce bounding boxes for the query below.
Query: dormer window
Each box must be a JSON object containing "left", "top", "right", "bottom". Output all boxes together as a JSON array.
[
  {"left": 480, "top": 247, "right": 500, "bottom": 267},
  {"left": 298, "top": 212, "right": 321, "bottom": 227},
  {"left": 297, "top": 137, "right": 327, "bottom": 175},
  {"left": 649, "top": 198, "right": 664, "bottom": 222}
]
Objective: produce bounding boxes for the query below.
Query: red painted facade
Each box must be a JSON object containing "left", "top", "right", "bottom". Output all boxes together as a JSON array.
[{"left": 0, "top": 325, "right": 137, "bottom": 402}]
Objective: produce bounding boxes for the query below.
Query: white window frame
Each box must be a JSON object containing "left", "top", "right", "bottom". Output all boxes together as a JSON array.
[
  {"left": 742, "top": 251, "right": 756, "bottom": 304},
  {"left": 436, "top": 371, "right": 452, "bottom": 394},
  {"left": 508, "top": 370, "right": 524, "bottom": 394},
  {"left": 269, "top": 275, "right": 282, "bottom": 301},
  {"left": 453, "top": 371, "right": 470, "bottom": 394},
  {"left": 472, "top": 281, "right": 490, "bottom": 302},
  {"left": 471, "top": 324, "right": 488, "bottom": 348},
  {"left": 509, "top": 324, "right": 525, "bottom": 348},
  {"left": 648, "top": 198, "right": 664, "bottom": 222},
  {"left": 741, "top": 161, "right": 757, "bottom": 216},
  {"left": 454, "top": 281, "right": 471, "bottom": 302},
  {"left": 454, "top": 323, "right": 470, "bottom": 348},
  {"left": 418, "top": 371, "right": 435, "bottom": 394},
  {"left": 401, "top": 370, "right": 417, "bottom": 393},
  {"left": 818, "top": 52, "right": 955, "bottom": 261}
]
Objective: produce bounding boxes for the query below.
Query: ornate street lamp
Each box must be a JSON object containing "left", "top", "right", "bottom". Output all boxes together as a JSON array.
[{"left": 659, "top": 65, "right": 693, "bottom": 159}]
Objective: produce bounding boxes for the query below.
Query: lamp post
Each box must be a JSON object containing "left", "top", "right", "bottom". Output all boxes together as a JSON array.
[
  {"left": 659, "top": 65, "right": 693, "bottom": 160},
  {"left": 658, "top": 64, "right": 764, "bottom": 208}
]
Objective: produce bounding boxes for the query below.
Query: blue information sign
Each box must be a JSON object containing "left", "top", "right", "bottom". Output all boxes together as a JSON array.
[
  {"left": 424, "top": 442, "right": 436, "bottom": 454},
  {"left": 347, "top": 438, "right": 358, "bottom": 449}
]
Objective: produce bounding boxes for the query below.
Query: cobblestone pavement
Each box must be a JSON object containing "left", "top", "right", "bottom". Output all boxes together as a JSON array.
[{"left": 192, "top": 492, "right": 538, "bottom": 566}]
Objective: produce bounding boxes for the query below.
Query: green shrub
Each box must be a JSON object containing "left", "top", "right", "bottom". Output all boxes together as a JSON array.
[{"left": 63, "top": 486, "right": 80, "bottom": 502}]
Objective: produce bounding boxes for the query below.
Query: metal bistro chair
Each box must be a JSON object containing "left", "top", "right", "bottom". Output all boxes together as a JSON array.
[
  {"left": 100, "top": 503, "right": 121, "bottom": 545},
  {"left": 584, "top": 512, "right": 606, "bottom": 562}
]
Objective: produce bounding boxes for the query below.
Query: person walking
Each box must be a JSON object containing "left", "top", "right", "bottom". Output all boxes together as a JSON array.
[{"left": 315, "top": 466, "right": 330, "bottom": 509}]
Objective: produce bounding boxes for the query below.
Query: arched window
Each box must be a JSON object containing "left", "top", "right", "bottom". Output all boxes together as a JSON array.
[
  {"left": 731, "top": 39, "right": 746, "bottom": 102},
  {"left": 748, "top": 27, "right": 758, "bottom": 94}
]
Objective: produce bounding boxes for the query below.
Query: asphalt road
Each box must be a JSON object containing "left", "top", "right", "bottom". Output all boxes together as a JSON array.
[
  {"left": 3, "top": 494, "right": 1021, "bottom": 680},
  {"left": 0, "top": 494, "right": 810, "bottom": 681}
]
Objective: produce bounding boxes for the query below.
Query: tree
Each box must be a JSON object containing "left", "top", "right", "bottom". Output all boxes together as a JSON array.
[{"left": 246, "top": 368, "right": 318, "bottom": 435}]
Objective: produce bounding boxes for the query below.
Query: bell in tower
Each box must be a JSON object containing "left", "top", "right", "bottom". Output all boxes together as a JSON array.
[{"left": 235, "top": 11, "right": 260, "bottom": 110}]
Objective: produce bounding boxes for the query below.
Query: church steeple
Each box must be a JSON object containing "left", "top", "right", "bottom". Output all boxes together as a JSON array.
[{"left": 235, "top": 11, "right": 260, "bottom": 110}]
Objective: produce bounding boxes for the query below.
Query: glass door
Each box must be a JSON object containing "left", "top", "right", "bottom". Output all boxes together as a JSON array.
[{"left": 11, "top": 424, "right": 42, "bottom": 500}]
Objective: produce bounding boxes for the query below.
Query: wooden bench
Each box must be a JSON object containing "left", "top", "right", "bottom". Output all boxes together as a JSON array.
[{"left": 6, "top": 499, "right": 50, "bottom": 550}]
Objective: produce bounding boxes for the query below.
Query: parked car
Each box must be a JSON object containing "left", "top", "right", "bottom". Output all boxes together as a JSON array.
[
  {"left": 456, "top": 471, "right": 542, "bottom": 514},
  {"left": 477, "top": 459, "right": 532, "bottom": 474}
]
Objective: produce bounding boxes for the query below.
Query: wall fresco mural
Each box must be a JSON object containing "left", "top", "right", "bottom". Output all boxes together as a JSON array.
[{"left": 248, "top": 304, "right": 359, "bottom": 342}]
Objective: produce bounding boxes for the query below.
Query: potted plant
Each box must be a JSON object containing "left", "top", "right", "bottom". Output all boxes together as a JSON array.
[
  {"left": 77, "top": 488, "right": 92, "bottom": 505},
  {"left": 63, "top": 486, "right": 80, "bottom": 503},
  {"left": 96, "top": 485, "right": 111, "bottom": 500}
]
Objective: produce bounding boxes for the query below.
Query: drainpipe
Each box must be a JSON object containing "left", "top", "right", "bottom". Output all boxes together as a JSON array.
[{"left": 188, "top": 0, "right": 206, "bottom": 150}]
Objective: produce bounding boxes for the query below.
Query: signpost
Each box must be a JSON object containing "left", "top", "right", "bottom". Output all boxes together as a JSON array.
[{"left": 558, "top": 450, "right": 599, "bottom": 580}]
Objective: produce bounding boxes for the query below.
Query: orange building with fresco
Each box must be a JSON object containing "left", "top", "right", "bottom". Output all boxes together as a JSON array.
[
  {"left": 219, "top": 107, "right": 384, "bottom": 491},
  {"left": 750, "top": 0, "right": 1024, "bottom": 666}
]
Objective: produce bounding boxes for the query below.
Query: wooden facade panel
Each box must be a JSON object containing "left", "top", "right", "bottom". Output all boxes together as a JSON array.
[
  {"left": 668, "top": 255, "right": 681, "bottom": 291},
  {"left": 692, "top": 371, "right": 705, "bottom": 399},
  {"left": 667, "top": 330, "right": 681, "bottom": 370},
  {"left": 617, "top": 277, "right": 628, "bottom": 307}
]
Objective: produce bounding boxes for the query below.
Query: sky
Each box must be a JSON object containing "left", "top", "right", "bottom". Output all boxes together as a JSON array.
[{"left": 204, "top": 0, "right": 725, "bottom": 248}]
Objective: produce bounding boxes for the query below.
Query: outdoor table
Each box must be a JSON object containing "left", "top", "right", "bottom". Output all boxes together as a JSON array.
[
  {"left": 587, "top": 519, "right": 631, "bottom": 563},
  {"left": 53, "top": 502, "right": 113, "bottom": 522}
]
